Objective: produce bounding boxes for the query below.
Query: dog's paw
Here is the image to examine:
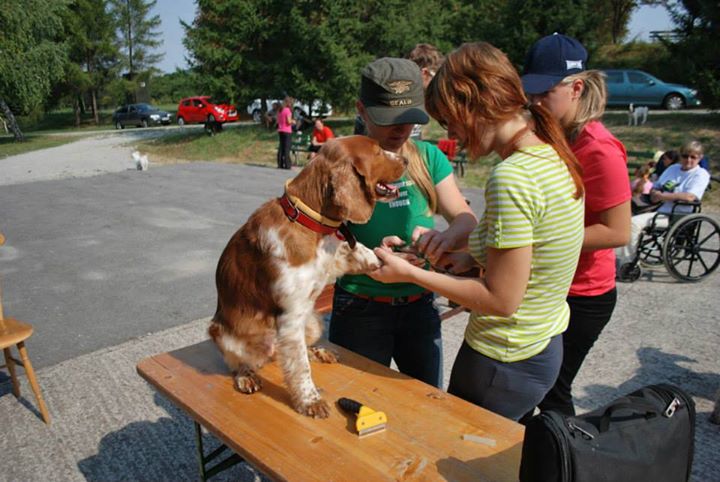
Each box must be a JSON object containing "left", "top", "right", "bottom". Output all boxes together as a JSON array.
[
  {"left": 297, "top": 398, "right": 331, "bottom": 419},
  {"left": 348, "top": 244, "right": 381, "bottom": 273},
  {"left": 234, "top": 371, "right": 263, "bottom": 393},
  {"left": 308, "top": 346, "right": 338, "bottom": 363}
]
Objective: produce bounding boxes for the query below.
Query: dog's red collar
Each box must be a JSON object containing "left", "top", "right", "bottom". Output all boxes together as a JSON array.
[{"left": 279, "top": 194, "right": 357, "bottom": 248}]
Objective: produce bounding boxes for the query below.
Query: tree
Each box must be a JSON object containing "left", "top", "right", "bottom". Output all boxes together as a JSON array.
[
  {"left": 0, "top": 0, "right": 68, "bottom": 141},
  {"left": 65, "top": 0, "right": 120, "bottom": 125},
  {"left": 665, "top": 0, "right": 720, "bottom": 108},
  {"left": 109, "top": 0, "right": 163, "bottom": 79},
  {"left": 183, "top": 0, "right": 453, "bottom": 112}
]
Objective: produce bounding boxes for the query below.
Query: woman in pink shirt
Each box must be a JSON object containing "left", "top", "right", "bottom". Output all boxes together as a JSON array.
[
  {"left": 276, "top": 96, "right": 294, "bottom": 169},
  {"left": 521, "top": 34, "right": 631, "bottom": 418}
]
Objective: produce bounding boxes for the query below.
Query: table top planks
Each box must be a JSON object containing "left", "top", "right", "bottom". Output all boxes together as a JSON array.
[{"left": 137, "top": 340, "right": 524, "bottom": 482}]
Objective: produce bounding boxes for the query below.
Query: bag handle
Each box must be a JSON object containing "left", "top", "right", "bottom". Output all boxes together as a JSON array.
[{"left": 598, "top": 398, "right": 660, "bottom": 432}]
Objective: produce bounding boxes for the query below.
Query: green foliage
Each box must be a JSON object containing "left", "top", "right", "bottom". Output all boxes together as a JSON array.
[
  {"left": 0, "top": 0, "right": 69, "bottom": 114},
  {"left": 109, "top": 0, "right": 163, "bottom": 75},
  {"left": 149, "top": 69, "right": 201, "bottom": 104},
  {"left": 60, "top": 0, "right": 120, "bottom": 123},
  {"left": 592, "top": 41, "right": 671, "bottom": 74},
  {"left": 663, "top": 0, "right": 720, "bottom": 108},
  {"left": 183, "top": 0, "right": 456, "bottom": 111}
]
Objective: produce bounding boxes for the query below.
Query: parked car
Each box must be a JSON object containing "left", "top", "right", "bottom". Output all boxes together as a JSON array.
[
  {"left": 176, "top": 96, "right": 239, "bottom": 126},
  {"left": 602, "top": 69, "right": 701, "bottom": 110},
  {"left": 112, "top": 103, "right": 172, "bottom": 129},
  {"left": 247, "top": 98, "right": 333, "bottom": 123}
]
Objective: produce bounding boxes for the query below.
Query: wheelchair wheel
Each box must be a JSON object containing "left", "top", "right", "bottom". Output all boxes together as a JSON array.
[
  {"left": 638, "top": 233, "right": 664, "bottom": 266},
  {"left": 662, "top": 214, "right": 720, "bottom": 282}
]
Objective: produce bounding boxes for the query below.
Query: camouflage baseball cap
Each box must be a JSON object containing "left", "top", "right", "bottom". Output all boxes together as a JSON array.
[{"left": 360, "top": 58, "right": 429, "bottom": 126}]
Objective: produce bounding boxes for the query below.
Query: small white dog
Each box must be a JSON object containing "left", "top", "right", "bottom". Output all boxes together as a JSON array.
[
  {"left": 132, "top": 151, "right": 149, "bottom": 171},
  {"left": 628, "top": 104, "right": 649, "bottom": 126}
]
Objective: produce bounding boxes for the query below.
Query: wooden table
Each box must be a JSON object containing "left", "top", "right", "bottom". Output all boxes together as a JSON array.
[{"left": 137, "top": 340, "right": 524, "bottom": 481}]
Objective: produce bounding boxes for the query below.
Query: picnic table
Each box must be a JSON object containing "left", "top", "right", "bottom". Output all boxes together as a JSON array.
[{"left": 137, "top": 321, "right": 524, "bottom": 481}]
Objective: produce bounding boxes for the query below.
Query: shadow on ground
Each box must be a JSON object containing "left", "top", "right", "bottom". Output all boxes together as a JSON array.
[{"left": 77, "top": 392, "right": 265, "bottom": 482}]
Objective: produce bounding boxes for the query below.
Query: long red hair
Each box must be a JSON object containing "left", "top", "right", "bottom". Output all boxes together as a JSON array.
[{"left": 426, "top": 42, "right": 583, "bottom": 199}]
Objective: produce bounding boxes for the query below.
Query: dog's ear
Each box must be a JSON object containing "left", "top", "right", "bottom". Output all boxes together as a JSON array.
[
  {"left": 329, "top": 158, "right": 375, "bottom": 223},
  {"left": 325, "top": 143, "right": 375, "bottom": 224}
]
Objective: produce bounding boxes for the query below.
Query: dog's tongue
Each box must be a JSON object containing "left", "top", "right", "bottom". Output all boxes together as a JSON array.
[{"left": 376, "top": 182, "right": 399, "bottom": 199}]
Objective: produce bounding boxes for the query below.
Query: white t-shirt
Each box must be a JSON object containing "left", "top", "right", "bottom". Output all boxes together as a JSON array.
[{"left": 654, "top": 164, "right": 710, "bottom": 213}]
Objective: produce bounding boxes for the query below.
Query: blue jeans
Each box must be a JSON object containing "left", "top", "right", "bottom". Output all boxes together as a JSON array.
[{"left": 328, "top": 285, "right": 443, "bottom": 388}]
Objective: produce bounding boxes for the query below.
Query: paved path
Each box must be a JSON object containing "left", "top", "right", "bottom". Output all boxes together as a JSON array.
[{"left": 0, "top": 135, "right": 718, "bottom": 480}]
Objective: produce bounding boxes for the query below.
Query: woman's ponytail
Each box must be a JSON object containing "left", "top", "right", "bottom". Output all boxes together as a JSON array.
[{"left": 528, "top": 103, "right": 584, "bottom": 199}]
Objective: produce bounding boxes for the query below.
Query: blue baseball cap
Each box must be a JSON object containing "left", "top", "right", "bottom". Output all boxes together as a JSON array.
[{"left": 521, "top": 34, "right": 588, "bottom": 95}]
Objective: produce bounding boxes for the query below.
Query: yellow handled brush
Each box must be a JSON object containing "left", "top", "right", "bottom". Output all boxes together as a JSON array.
[{"left": 338, "top": 397, "right": 387, "bottom": 437}]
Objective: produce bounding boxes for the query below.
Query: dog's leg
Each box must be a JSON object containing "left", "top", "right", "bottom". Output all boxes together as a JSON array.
[
  {"left": 304, "top": 312, "right": 338, "bottom": 363},
  {"left": 210, "top": 323, "right": 269, "bottom": 393},
  {"left": 276, "top": 311, "right": 330, "bottom": 418}
]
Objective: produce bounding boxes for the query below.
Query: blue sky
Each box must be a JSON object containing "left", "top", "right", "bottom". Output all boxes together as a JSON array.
[{"left": 152, "top": 1, "right": 675, "bottom": 74}]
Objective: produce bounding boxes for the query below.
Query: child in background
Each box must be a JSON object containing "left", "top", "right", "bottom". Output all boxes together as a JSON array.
[{"left": 630, "top": 164, "right": 654, "bottom": 213}]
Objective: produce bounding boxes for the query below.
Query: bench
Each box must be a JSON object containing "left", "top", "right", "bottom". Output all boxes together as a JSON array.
[
  {"left": 137, "top": 330, "right": 523, "bottom": 482},
  {"left": 290, "top": 132, "right": 312, "bottom": 166}
]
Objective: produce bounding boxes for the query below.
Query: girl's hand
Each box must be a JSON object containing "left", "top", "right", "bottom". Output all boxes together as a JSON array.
[
  {"left": 367, "top": 247, "right": 416, "bottom": 284},
  {"left": 380, "top": 236, "right": 425, "bottom": 267},
  {"left": 435, "top": 252, "right": 483, "bottom": 277},
  {"left": 412, "top": 226, "right": 461, "bottom": 265}
]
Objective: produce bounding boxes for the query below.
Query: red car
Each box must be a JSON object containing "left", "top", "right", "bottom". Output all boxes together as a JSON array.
[{"left": 176, "top": 96, "right": 239, "bottom": 126}]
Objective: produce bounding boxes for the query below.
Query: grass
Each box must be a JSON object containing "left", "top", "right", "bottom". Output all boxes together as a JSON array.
[
  {"left": 0, "top": 134, "right": 77, "bottom": 159},
  {"left": 138, "top": 118, "right": 358, "bottom": 167}
]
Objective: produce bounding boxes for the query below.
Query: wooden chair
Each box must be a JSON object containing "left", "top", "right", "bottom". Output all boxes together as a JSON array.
[{"left": 0, "top": 232, "right": 50, "bottom": 424}]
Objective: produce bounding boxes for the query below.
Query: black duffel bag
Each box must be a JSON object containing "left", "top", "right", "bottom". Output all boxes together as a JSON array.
[{"left": 519, "top": 384, "right": 695, "bottom": 482}]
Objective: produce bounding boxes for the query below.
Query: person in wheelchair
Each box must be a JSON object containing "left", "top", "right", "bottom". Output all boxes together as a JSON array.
[{"left": 617, "top": 140, "right": 711, "bottom": 271}]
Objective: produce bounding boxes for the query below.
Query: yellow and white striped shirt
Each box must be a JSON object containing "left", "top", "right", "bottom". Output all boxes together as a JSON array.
[{"left": 467, "top": 144, "right": 584, "bottom": 362}]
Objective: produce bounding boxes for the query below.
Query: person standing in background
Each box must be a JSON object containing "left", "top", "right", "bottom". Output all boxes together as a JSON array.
[
  {"left": 276, "top": 96, "right": 294, "bottom": 169},
  {"left": 406, "top": 43, "right": 444, "bottom": 140}
]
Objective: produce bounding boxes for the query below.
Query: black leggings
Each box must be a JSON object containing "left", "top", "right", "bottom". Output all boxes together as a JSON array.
[
  {"left": 277, "top": 132, "right": 292, "bottom": 169},
  {"left": 536, "top": 288, "right": 618, "bottom": 416}
]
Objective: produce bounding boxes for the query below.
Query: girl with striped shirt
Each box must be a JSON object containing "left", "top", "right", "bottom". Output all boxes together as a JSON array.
[{"left": 369, "top": 42, "right": 585, "bottom": 421}]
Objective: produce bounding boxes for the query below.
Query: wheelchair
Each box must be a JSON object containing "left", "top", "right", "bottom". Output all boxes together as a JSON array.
[{"left": 618, "top": 199, "right": 720, "bottom": 283}]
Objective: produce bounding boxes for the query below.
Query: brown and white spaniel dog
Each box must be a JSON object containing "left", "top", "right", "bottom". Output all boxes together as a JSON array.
[{"left": 209, "top": 136, "right": 406, "bottom": 418}]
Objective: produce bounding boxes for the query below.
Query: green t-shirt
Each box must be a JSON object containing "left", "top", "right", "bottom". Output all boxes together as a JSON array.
[
  {"left": 466, "top": 144, "right": 584, "bottom": 362},
  {"left": 338, "top": 140, "right": 453, "bottom": 297}
]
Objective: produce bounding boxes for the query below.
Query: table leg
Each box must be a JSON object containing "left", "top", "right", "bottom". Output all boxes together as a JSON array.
[{"left": 194, "top": 421, "right": 245, "bottom": 481}]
